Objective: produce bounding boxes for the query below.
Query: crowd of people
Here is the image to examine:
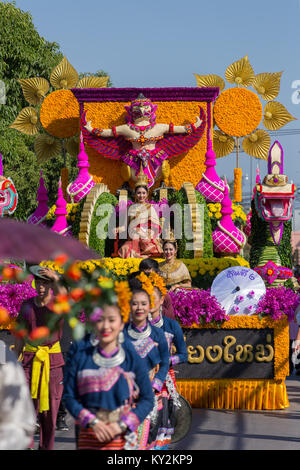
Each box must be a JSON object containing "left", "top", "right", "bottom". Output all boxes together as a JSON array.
[{"left": 0, "top": 253, "right": 188, "bottom": 451}]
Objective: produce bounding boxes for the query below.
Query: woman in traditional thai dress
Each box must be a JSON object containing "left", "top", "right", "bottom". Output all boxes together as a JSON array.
[
  {"left": 148, "top": 271, "right": 188, "bottom": 449},
  {"left": 115, "top": 168, "right": 163, "bottom": 259},
  {"left": 159, "top": 239, "right": 192, "bottom": 291},
  {"left": 63, "top": 280, "right": 154, "bottom": 451},
  {"left": 124, "top": 273, "right": 170, "bottom": 449}
]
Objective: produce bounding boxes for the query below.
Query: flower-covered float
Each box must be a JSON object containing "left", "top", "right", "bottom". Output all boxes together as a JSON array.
[{"left": 4, "top": 55, "right": 299, "bottom": 411}]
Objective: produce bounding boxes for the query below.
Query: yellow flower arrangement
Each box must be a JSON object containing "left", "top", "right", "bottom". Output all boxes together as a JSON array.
[
  {"left": 40, "top": 256, "right": 249, "bottom": 289},
  {"left": 207, "top": 202, "right": 247, "bottom": 225},
  {"left": 46, "top": 203, "right": 78, "bottom": 221}
]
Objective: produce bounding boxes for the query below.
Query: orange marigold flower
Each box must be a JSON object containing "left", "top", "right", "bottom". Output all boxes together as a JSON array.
[
  {"left": 29, "top": 326, "right": 50, "bottom": 341},
  {"left": 0, "top": 307, "right": 10, "bottom": 326},
  {"left": 65, "top": 263, "right": 82, "bottom": 281},
  {"left": 12, "top": 328, "right": 28, "bottom": 339},
  {"left": 2, "top": 267, "right": 16, "bottom": 280},
  {"left": 70, "top": 288, "right": 85, "bottom": 302},
  {"left": 53, "top": 254, "right": 69, "bottom": 267},
  {"left": 89, "top": 287, "right": 102, "bottom": 297}
]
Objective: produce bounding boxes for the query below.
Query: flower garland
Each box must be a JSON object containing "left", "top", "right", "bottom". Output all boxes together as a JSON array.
[
  {"left": 148, "top": 271, "right": 167, "bottom": 297},
  {"left": 135, "top": 271, "right": 155, "bottom": 308}
]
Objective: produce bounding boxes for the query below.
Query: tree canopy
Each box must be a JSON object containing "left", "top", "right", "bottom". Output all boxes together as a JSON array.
[{"left": 0, "top": 2, "right": 111, "bottom": 220}]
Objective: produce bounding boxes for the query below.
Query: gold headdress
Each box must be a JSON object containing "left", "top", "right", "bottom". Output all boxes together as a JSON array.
[
  {"left": 162, "top": 230, "right": 178, "bottom": 247},
  {"left": 135, "top": 164, "right": 149, "bottom": 189}
]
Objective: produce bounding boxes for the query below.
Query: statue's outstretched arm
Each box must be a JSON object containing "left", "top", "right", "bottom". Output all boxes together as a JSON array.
[
  {"left": 84, "top": 121, "right": 127, "bottom": 138},
  {"left": 171, "top": 115, "right": 203, "bottom": 135}
]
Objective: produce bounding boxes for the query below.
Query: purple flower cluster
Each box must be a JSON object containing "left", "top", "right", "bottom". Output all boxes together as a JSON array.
[
  {"left": 256, "top": 286, "right": 300, "bottom": 321},
  {"left": 0, "top": 282, "right": 37, "bottom": 318},
  {"left": 169, "top": 288, "right": 229, "bottom": 326}
]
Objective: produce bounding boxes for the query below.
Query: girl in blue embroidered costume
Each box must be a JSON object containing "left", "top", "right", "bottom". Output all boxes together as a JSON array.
[
  {"left": 63, "top": 294, "right": 154, "bottom": 450},
  {"left": 148, "top": 271, "right": 188, "bottom": 449},
  {"left": 124, "top": 274, "right": 170, "bottom": 449}
]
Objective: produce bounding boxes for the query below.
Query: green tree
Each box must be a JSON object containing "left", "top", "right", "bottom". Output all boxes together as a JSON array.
[{"left": 0, "top": 2, "right": 111, "bottom": 220}]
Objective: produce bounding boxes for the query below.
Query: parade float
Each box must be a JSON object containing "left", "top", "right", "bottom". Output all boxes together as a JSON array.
[{"left": 3, "top": 55, "right": 299, "bottom": 411}]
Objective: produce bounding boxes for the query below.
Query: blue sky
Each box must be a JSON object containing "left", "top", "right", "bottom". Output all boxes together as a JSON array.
[{"left": 9, "top": 0, "right": 300, "bottom": 195}]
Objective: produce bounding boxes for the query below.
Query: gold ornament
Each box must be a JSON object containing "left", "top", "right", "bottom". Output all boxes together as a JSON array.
[
  {"left": 242, "top": 129, "right": 270, "bottom": 160},
  {"left": 213, "top": 130, "right": 235, "bottom": 158},
  {"left": 50, "top": 57, "right": 79, "bottom": 89},
  {"left": 252, "top": 72, "right": 282, "bottom": 101},
  {"left": 18, "top": 77, "right": 50, "bottom": 105},
  {"left": 65, "top": 135, "right": 80, "bottom": 157},
  {"left": 225, "top": 55, "right": 255, "bottom": 87},
  {"left": 120, "top": 163, "right": 131, "bottom": 181},
  {"left": 161, "top": 160, "right": 170, "bottom": 180},
  {"left": 135, "top": 164, "right": 149, "bottom": 188},
  {"left": 194, "top": 74, "right": 225, "bottom": 92},
  {"left": 263, "top": 101, "right": 296, "bottom": 130},
  {"left": 77, "top": 76, "right": 109, "bottom": 88},
  {"left": 10, "top": 107, "right": 39, "bottom": 135},
  {"left": 34, "top": 134, "right": 62, "bottom": 163}
]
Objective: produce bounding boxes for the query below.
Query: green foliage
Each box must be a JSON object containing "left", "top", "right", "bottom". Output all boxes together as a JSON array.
[
  {"left": 0, "top": 2, "right": 111, "bottom": 221},
  {"left": 88, "top": 192, "right": 118, "bottom": 256},
  {"left": 249, "top": 199, "right": 293, "bottom": 269},
  {"left": 78, "top": 70, "right": 113, "bottom": 88}
]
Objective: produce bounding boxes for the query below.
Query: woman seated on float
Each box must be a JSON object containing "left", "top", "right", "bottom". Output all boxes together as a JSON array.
[
  {"left": 124, "top": 273, "right": 170, "bottom": 450},
  {"left": 159, "top": 237, "right": 192, "bottom": 291},
  {"left": 63, "top": 280, "right": 154, "bottom": 451},
  {"left": 115, "top": 167, "right": 163, "bottom": 259},
  {"left": 147, "top": 270, "right": 188, "bottom": 449}
]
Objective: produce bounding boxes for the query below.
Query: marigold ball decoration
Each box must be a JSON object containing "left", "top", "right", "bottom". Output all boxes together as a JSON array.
[
  {"left": 234, "top": 168, "right": 243, "bottom": 203},
  {"left": 252, "top": 72, "right": 282, "bottom": 102},
  {"left": 263, "top": 101, "right": 297, "bottom": 131},
  {"left": 10, "top": 107, "right": 39, "bottom": 135},
  {"left": 50, "top": 56, "right": 79, "bottom": 89},
  {"left": 34, "top": 134, "right": 62, "bottom": 163},
  {"left": 242, "top": 129, "right": 270, "bottom": 160},
  {"left": 18, "top": 77, "right": 50, "bottom": 105},
  {"left": 224, "top": 55, "right": 255, "bottom": 87},
  {"left": 213, "top": 87, "right": 263, "bottom": 137},
  {"left": 213, "top": 130, "right": 235, "bottom": 158},
  {"left": 39, "top": 89, "right": 80, "bottom": 138}
]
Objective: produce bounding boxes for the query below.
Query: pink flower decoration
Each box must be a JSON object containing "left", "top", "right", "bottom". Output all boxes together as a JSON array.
[{"left": 90, "top": 307, "right": 103, "bottom": 322}]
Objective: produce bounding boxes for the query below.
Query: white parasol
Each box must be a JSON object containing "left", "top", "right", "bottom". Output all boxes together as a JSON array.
[{"left": 211, "top": 266, "right": 266, "bottom": 315}]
